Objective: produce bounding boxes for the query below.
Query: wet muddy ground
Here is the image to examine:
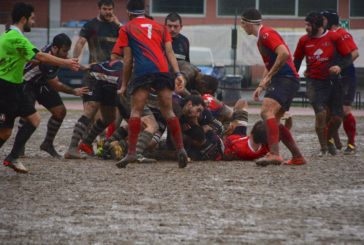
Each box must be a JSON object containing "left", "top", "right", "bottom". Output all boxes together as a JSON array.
[{"left": 1, "top": 110, "right": 364, "bottom": 244}]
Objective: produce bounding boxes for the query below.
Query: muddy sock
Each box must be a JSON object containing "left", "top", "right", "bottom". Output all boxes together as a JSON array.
[
  {"left": 327, "top": 115, "right": 342, "bottom": 142},
  {"left": 0, "top": 138, "right": 5, "bottom": 148},
  {"left": 265, "top": 118, "right": 279, "bottom": 155},
  {"left": 166, "top": 117, "right": 184, "bottom": 150},
  {"left": 83, "top": 119, "right": 108, "bottom": 145},
  {"left": 43, "top": 116, "right": 62, "bottom": 145},
  {"left": 136, "top": 131, "right": 154, "bottom": 155},
  {"left": 315, "top": 111, "right": 327, "bottom": 151},
  {"left": 106, "top": 122, "right": 116, "bottom": 139},
  {"left": 109, "top": 127, "right": 128, "bottom": 142},
  {"left": 343, "top": 113, "right": 356, "bottom": 146},
  {"left": 279, "top": 124, "right": 302, "bottom": 158},
  {"left": 68, "top": 115, "right": 91, "bottom": 151},
  {"left": 6, "top": 121, "right": 36, "bottom": 161},
  {"left": 127, "top": 117, "right": 141, "bottom": 155}
]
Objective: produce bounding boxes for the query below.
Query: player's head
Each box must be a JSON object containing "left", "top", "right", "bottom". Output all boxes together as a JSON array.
[
  {"left": 250, "top": 120, "right": 267, "bottom": 145},
  {"left": 195, "top": 74, "right": 219, "bottom": 95},
  {"left": 240, "top": 8, "right": 262, "bottom": 35},
  {"left": 165, "top": 12, "right": 183, "bottom": 38},
  {"left": 126, "top": 0, "right": 145, "bottom": 19},
  {"left": 305, "top": 12, "right": 324, "bottom": 37},
  {"left": 51, "top": 33, "right": 72, "bottom": 58},
  {"left": 11, "top": 2, "right": 35, "bottom": 32},
  {"left": 98, "top": 0, "right": 115, "bottom": 22},
  {"left": 181, "top": 95, "right": 206, "bottom": 118},
  {"left": 321, "top": 9, "right": 339, "bottom": 30}
]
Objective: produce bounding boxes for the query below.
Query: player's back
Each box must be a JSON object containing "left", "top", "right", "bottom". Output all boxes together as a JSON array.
[{"left": 124, "top": 17, "right": 171, "bottom": 76}]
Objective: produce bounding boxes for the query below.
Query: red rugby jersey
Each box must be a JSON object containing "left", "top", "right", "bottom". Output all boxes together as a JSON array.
[
  {"left": 224, "top": 134, "right": 268, "bottom": 161},
  {"left": 258, "top": 26, "right": 299, "bottom": 78},
  {"left": 117, "top": 16, "right": 172, "bottom": 77},
  {"left": 294, "top": 30, "right": 351, "bottom": 80}
]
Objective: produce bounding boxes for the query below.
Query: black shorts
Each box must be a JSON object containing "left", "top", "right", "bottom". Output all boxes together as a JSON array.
[
  {"left": 306, "top": 78, "right": 333, "bottom": 114},
  {"left": 0, "top": 80, "right": 36, "bottom": 128},
  {"left": 83, "top": 74, "right": 118, "bottom": 106},
  {"left": 24, "top": 83, "right": 64, "bottom": 110},
  {"left": 127, "top": 72, "right": 174, "bottom": 95},
  {"left": 341, "top": 75, "right": 357, "bottom": 106},
  {"left": 264, "top": 76, "right": 299, "bottom": 112}
]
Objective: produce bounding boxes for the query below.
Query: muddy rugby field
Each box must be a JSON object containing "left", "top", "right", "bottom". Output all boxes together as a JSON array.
[{"left": 1, "top": 108, "right": 364, "bottom": 244}]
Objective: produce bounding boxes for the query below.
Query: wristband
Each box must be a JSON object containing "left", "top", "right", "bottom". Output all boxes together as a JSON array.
[{"left": 175, "top": 72, "right": 182, "bottom": 77}]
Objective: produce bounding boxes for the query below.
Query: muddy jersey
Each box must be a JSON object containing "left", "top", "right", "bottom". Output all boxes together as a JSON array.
[
  {"left": 23, "top": 45, "right": 59, "bottom": 86},
  {"left": 257, "top": 26, "right": 298, "bottom": 79},
  {"left": 224, "top": 134, "right": 268, "bottom": 161},
  {"left": 334, "top": 28, "right": 357, "bottom": 77},
  {"left": 202, "top": 93, "right": 223, "bottom": 118},
  {"left": 89, "top": 59, "right": 123, "bottom": 85},
  {"left": 80, "top": 18, "right": 119, "bottom": 63},
  {"left": 172, "top": 34, "right": 190, "bottom": 62},
  {"left": 117, "top": 16, "right": 172, "bottom": 78},
  {"left": 294, "top": 30, "right": 351, "bottom": 80}
]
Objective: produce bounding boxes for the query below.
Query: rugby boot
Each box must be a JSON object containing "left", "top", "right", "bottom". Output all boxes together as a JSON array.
[
  {"left": 78, "top": 142, "right": 94, "bottom": 156},
  {"left": 318, "top": 149, "right": 328, "bottom": 157},
  {"left": 256, "top": 153, "right": 283, "bottom": 167},
  {"left": 343, "top": 144, "right": 356, "bottom": 155},
  {"left": 136, "top": 154, "right": 157, "bottom": 163},
  {"left": 64, "top": 149, "right": 86, "bottom": 159},
  {"left": 116, "top": 154, "right": 137, "bottom": 168},
  {"left": 284, "top": 156, "right": 307, "bottom": 165},
  {"left": 40, "top": 142, "right": 61, "bottom": 158},
  {"left": 3, "top": 160, "right": 28, "bottom": 174},
  {"left": 177, "top": 149, "right": 188, "bottom": 168},
  {"left": 327, "top": 138, "right": 337, "bottom": 156}
]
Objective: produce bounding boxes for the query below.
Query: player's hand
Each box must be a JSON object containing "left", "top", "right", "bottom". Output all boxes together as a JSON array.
[
  {"left": 329, "top": 65, "right": 341, "bottom": 76},
  {"left": 67, "top": 58, "right": 80, "bottom": 71},
  {"left": 119, "top": 84, "right": 127, "bottom": 97},
  {"left": 111, "top": 13, "right": 121, "bottom": 26},
  {"left": 253, "top": 86, "right": 263, "bottom": 101},
  {"left": 73, "top": 87, "right": 89, "bottom": 96},
  {"left": 174, "top": 75, "right": 186, "bottom": 94}
]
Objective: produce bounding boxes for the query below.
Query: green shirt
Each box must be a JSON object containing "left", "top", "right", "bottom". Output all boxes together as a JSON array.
[{"left": 0, "top": 28, "right": 39, "bottom": 84}]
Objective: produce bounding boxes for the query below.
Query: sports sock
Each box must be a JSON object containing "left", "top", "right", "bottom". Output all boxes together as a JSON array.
[
  {"left": 166, "top": 117, "right": 184, "bottom": 151},
  {"left": 68, "top": 115, "right": 91, "bottom": 151},
  {"left": 6, "top": 121, "right": 36, "bottom": 161},
  {"left": 265, "top": 118, "right": 279, "bottom": 155},
  {"left": 43, "top": 116, "right": 62, "bottom": 145},
  {"left": 315, "top": 111, "right": 327, "bottom": 151},
  {"left": 279, "top": 124, "right": 302, "bottom": 158},
  {"left": 343, "top": 113, "right": 356, "bottom": 146},
  {"left": 109, "top": 127, "right": 128, "bottom": 142},
  {"left": 136, "top": 131, "right": 154, "bottom": 155},
  {"left": 0, "top": 138, "right": 5, "bottom": 148},
  {"left": 83, "top": 119, "right": 108, "bottom": 145},
  {"left": 327, "top": 115, "right": 342, "bottom": 142},
  {"left": 127, "top": 117, "right": 141, "bottom": 155},
  {"left": 106, "top": 122, "right": 116, "bottom": 139}
]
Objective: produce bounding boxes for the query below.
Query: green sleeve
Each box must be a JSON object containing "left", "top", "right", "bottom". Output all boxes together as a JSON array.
[{"left": 15, "top": 35, "right": 39, "bottom": 61}]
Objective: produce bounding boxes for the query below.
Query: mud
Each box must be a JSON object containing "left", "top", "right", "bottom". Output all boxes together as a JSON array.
[{"left": 1, "top": 110, "right": 364, "bottom": 244}]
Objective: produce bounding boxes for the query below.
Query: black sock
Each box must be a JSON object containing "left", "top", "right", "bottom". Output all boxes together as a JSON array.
[
  {"left": 6, "top": 121, "right": 36, "bottom": 161},
  {"left": 83, "top": 119, "right": 108, "bottom": 145},
  {"left": 43, "top": 116, "right": 62, "bottom": 145},
  {"left": 109, "top": 127, "right": 128, "bottom": 142},
  {"left": 0, "top": 138, "right": 5, "bottom": 148},
  {"left": 68, "top": 115, "right": 91, "bottom": 150}
]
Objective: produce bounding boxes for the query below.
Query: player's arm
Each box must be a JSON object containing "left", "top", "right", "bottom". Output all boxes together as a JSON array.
[
  {"left": 165, "top": 42, "right": 186, "bottom": 94},
  {"left": 35, "top": 52, "right": 79, "bottom": 71},
  {"left": 120, "top": 46, "right": 132, "bottom": 96},
  {"left": 47, "top": 77, "right": 89, "bottom": 96},
  {"left": 351, "top": 49, "right": 359, "bottom": 62},
  {"left": 261, "top": 44, "right": 289, "bottom": 87},
  {"left": 73, "top": 36, "right": 87, "bottom": 59}
]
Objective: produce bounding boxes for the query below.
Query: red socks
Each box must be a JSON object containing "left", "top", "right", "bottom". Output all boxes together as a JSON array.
[
  {"left": 265, "top": 118, "right": 279, "bottom": 155},
  {"left": 279, "top": 124, "right": 301, "bottom": 157},
  {"left": 127, "top": 117, "right": 141, "bottom": 155},
  {"left": 166, "top": 117, "right": 184, "bottom": 150},
  {"left": 343, "top": 113, "right": 356, "bottom": 145},
  {"left": 106, "top": 122, "right": 116, "bottom": 139}
]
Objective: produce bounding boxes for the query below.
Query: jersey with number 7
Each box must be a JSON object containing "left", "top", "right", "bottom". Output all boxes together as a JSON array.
[{"left": 117, "top": 16, "right": 172, "bottom": 78}]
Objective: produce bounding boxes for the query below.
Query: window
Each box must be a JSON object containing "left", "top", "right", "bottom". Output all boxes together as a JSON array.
[
  {"left": 151, "top": 0, "right": 204, "bottom": 15},
  {"left": 298, "top": 0, "right": 337, "bottom": 16},
  {"left": 260, "top": 0, "right": 295, "bottom": 16},
  {"left": 350, "top": 0, "right": 364, "bottom": 17},
  {"left": 217, "top": 0, "right": 255, "bottom": 16}
]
